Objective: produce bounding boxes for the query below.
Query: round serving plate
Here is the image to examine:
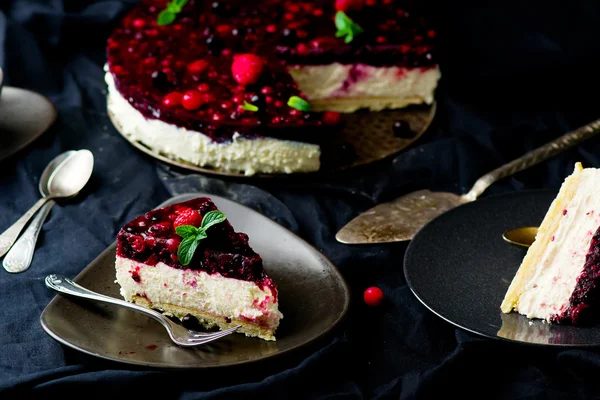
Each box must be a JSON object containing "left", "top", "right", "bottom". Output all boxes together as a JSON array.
[{"left": 109, "top": 102, "right": 436, "bottom": 179}]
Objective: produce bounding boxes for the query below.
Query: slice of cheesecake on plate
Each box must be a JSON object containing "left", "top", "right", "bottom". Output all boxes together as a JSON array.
[
  {"left": 501, "top": 162, "right": 600, "bottom": 324},
  {"left": 115, "top": 197, "right": 283, "bottom": 341}
]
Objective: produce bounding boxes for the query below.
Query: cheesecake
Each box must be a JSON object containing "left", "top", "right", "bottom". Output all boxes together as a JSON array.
[
  {"left": 115, "top": 197, "right": 283, "bottom": 341},
  {"left": 105, "top": 0, "right": 440, "bottom": 175},
  {"left": 501, "top": 163, "right": 600, "bottom": 324}
]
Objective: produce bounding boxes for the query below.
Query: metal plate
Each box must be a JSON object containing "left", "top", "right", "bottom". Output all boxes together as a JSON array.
[
  {"left": 40, "top": 192, "right": 350, "bottom": 368},
  {"left": 404, "top": 189, "right": 600, "bottom": 347},
  {"left": 109, "top": 102, "right": 436, "bottom": 178},
  {"left": 0, "top": 87, "right": 57, "bottom": 163}
]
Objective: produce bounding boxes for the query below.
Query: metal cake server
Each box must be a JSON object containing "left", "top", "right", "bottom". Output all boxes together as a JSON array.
[{"left": 336, "top": 119, "right": 600, "bottom": 244}]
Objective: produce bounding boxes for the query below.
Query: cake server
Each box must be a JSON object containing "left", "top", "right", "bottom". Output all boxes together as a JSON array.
[{"left": 336, "top": 119, "right": 600, "bottom": 244}]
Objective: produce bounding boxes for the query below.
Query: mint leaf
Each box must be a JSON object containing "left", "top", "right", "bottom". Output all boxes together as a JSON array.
[
  {"left": 167, "top": 2, "right": 182, "bottom": 13},
  {"left": 201, "top": 211, "right": 227, "bottom": 230},
  {"left": 157, "top": 10, "right": 176, "bottom": 25},
  {"left": 287, "top": 96, "right": 311, "bottom": 112},
  {"left": 177, "top": 236, "right": 200, "bottom": 266},
  {"left": 334, "top": 11, "right": 363, "bottom": 44},
  {"left": 242, "top": 101, "right": 258, "bottom": 112},
  {"left": 175, "top": 225, "right": 199, "bottom": 238},
  {"left": 194, "top": 229, "right": 208, "bottom": 242},
  {"left": 174, "top": 0, "right": 189, "bottom": 7}
]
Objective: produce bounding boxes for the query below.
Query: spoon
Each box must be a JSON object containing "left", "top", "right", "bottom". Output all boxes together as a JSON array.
[
  {"left": 0, "top": 149, "right": 94, "bottom": 259},
  {"left": 336, "top": 118, "right": 600, "bottom": 244},
  {"left": 502, "top": 226, "right": 538, "bottom": 248},
  {"left": 2, "top": 150, "right": 77, "bottom": 273}
]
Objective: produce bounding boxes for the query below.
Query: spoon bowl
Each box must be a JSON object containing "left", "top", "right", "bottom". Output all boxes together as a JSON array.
[
  {"left": 502, "top": 226, "right": 538, "bottom": 248},
  {"left": 39, "top": 150, "right": 77, "bottom": 197},
  {"left": 47, "top": 149, "right": 94, "bottom": 198}
]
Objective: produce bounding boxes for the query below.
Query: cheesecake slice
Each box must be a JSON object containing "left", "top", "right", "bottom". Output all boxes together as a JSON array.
[
  {"left": 501, "top": 162, "right": 600, "bottom": 324},
  {"left": 115, "top": 197, "right": 283, "bottom": 340}
]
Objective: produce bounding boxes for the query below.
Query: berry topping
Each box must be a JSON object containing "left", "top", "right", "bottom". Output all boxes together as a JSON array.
[
  {"left": 182, "top": 90, "right": 205, "bottom": 110},
  {"left": 173, "top": 207, "right": 203, "bottom": 228},
  {"left": 187, "top": 59, "right": 209, "bottom": 74},
  {"left": 335, "top": 0, "right": 363, "bottom": 12},
  {"left": 162, "top": 92, "right": 183, "bottom": 107},
  {"left": 364, "top": 286, "right": 384, "bottom": 306},
  {"left": 323, "top": 111, "right": 342, "bottom": 125},
  {"left": 231, "top": 54, "right": 265, "bottom": 86}
]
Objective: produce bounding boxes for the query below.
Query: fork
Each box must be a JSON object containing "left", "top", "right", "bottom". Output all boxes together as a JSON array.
[{"left": 45, "top": 274, "right": 241, "bottom": 347}]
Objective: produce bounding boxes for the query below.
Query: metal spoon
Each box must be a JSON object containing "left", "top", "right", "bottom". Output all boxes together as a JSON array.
[
  {"left": 0, "top": 149, "right": 94, "bottom": 259},
  {"left": 502, "top": 226, "right": 538, "bottom": 248},
  {"left": 2, "top": 150, "right": 77, "bottom": 273}
]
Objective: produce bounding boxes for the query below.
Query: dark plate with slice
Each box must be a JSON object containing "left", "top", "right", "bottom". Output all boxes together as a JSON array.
[
  {"left": 404, "top": 189, "right": 600, "bottom": 347},
  {"left": 40, "top": 192, "right": 350, "bottom": 368}
]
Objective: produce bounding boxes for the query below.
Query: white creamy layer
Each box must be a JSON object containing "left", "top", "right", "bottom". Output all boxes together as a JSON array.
[
  {"left": 288, "top": 63, "right": 441, "bottom": 104},
  {"left": 115, "top": 257, "right": 283, "bottom": 330},
  {"left": 517, "top": 169, "right": 600, "bottom": 321},
  {"left": 105, "top": 71, "right": 320, "bottom": 176}
]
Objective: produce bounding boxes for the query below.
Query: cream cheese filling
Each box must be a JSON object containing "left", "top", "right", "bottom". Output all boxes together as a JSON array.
[{"left": 115, "top": 256, "right": 283, "bottom": 330}]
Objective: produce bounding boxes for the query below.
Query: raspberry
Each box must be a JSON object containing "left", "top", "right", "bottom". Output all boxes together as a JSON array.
[
  {"left": 335, "top": 0, "right": 363, "bottom": 12},
  {"left": 231, "top": 54, "right": 265, "bottom": 86},
  {"left": 173, "top": 207, "right": 203, "bottom": 228}
]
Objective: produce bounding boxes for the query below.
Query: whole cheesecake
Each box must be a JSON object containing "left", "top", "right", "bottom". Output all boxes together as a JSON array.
[{"left": 106, "top": 0, "right": 440, "bottom": 175}]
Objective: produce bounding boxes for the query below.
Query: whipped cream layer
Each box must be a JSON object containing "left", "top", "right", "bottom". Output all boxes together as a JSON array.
[
  {"left": 288, "top": 63, "right": 441, "bottom": 112},
  {"left": 115, "top": 256, "right": 283, "bottom": 332},
  {"left": 105, "top": 71, "right": 320, "bottom": 176},
  {"left": 516, "top": 168, "right": 600, "bottom": 321}
]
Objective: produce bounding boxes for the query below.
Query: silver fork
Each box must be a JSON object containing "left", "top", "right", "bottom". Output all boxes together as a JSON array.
[{"left": 45, "top": 274, "right": 240, "bottom": 347}]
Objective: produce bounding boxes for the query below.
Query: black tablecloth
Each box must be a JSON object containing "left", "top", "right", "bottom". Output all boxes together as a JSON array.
[{"left": 3, "top": 1, "right": 600, "bottom": 398}]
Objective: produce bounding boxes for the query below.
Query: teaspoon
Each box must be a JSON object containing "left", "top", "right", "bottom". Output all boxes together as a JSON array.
[{"left": 0, "top": 149, "right": 94, "bottom": 259}]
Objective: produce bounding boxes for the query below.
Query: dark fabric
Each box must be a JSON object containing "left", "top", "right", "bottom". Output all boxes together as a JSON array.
[{"left": 2, "top": 0, "right": 600, "bottom": 398}]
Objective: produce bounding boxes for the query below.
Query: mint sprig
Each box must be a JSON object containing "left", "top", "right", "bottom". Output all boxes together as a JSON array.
[
  {"left": 334, "top": 11, "right": 363, "bottom": 44},
  {"left": 241, "top": 100, "right": 258, "bottom": 112},
  {"left": 287, "top": 96, "right": 311, "bottom": 112},
  {"left": 175, "top": 210, "right": 227, "bottom": 266},
  {"left": 157, "top": 0, "right": 188, "bottom": 26}
]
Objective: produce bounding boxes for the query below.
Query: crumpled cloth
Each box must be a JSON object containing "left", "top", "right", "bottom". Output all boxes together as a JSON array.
[{"left": 2, "top": 0, "right": 600, "bottom": 398}]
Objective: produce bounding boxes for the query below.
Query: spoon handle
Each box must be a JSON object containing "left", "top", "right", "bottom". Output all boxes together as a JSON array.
[
  {"left": 0, "top": 197, "right": 49, "bottom": 259},
  {"left": 3, "top": 200, "right": 54, "bottom": 273},
  {"left": 463, "top": 118, "right": 600, "bottom": 201}
]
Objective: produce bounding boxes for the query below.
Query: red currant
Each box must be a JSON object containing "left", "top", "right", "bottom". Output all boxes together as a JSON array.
[
  {"left": 181, "top": 90, "right": 205, "bottom": 111},
  {"left": 364, "top": 287, "right": 384, "bottom": 306},
  {"left": 162, "top": 92, "right": 183, "bottom": 107}
]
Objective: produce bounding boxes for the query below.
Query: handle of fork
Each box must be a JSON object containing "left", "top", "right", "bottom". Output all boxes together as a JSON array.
[{"left": 463, "top": 118, "right": 600, "bottom": 201}]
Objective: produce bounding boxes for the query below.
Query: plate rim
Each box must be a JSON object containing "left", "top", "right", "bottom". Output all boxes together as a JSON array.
[
  {"left": 108, "top": 102, "right": 437, "bottom": 180},
  {"left": 402, "top": 188, "right": 600, "bottom": 348},
  {"left": 40, "top": 191, "right": 351, "bottom": 368},
  {"left": 0, "top": 86, "right": 57, "bottom": 163}
]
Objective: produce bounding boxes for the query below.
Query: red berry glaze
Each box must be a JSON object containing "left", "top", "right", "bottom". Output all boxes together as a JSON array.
[
  {"left": 335, "top": 0, "right": 362, "bottom": 12},
  {"left": 231, "top": 54, "right": 265, "bottom": 86},
  {"left": 182, "top": 90, "right": 205, "bottom": 110},
  {"left": 187, "top": 59, "right": 209, "bottom": 74},
  {"left": 364, "top": 286, "right": 384, "bottom": 306},
  {"left": 162, "top": 92, "right": 183, "bottom": 107}
]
